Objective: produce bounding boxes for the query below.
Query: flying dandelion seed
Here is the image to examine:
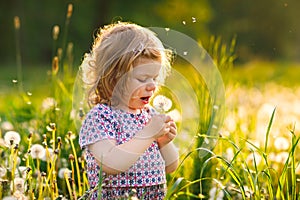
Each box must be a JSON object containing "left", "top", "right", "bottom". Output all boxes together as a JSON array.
[
  {"left": 12, "top": 79, "right": 18, "bottom": 83},
  {"left": 152, "top": 95, "right": 172, "bottom": 112},
  {"left": 165, "top": 27, "right": 170, "bottom": 32},
  {"left": 192, "top": 17, "right": 196, "bottom": 23},
  {"left": 4, "top": 131, "right": 21, "bottom": 147},
  {"left": 182, "top": 21, "right": 186, "bottom": 25},
  {"left": 183, "top": 51, "right": 188, "bottom": 56},
  {"left": 30, "top": 144, "right": 46, "bottom": 159},
  {"left": 26, "top": 92, "right": 32, "bottom": 96}
]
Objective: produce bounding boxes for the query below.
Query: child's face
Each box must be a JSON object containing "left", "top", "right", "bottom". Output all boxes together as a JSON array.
[{"left": 117, "top": 58, "right": 161, "bottom": 113}]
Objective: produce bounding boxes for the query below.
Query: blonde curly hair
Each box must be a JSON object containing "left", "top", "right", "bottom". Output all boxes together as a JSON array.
[{"left": 80, "top": 22, "right": 172, "bottom": 107}]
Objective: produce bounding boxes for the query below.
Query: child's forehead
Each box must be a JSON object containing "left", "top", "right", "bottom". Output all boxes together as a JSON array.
[{"left": 132, "top": 62, "right": 162, "bottom": 75}]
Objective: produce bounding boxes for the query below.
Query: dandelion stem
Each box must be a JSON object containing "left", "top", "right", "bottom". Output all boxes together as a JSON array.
[
  {"left": 70, "top": 137, "right": 82, "bottom": 195},
  {"left": 14, "top": 16, "right": 23, "bottom": 93},
  {"left": 65, "top": 173, "right": 74, "bottom": 200}
]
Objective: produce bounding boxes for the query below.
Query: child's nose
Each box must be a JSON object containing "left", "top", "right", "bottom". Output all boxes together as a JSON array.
[{"left": 146, "top": 82, "right": 156, "bottom": 91}]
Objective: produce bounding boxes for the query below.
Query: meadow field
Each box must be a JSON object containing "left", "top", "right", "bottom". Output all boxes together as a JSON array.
[
  {"left": 1, "top": 7, "right": 300, "bottom": 200},
  {"left": 1, "top": 59, "right": 300, "bottom": 200}
]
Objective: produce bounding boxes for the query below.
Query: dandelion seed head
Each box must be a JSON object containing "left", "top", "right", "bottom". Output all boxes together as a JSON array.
[
  {"left": 30, "top": 144, "right": 46, "bottom": 159},
  {"left": 58, "top": 168, "right": 71, "bottom": 179},
  {"left": 213, "top": 105, "right": 219, "bottom": 110},
  {"left": 52, "top": 25, "right": 60, "bottom": 40},
  {"left": 4, "top": 131, "right": 21, "bottom": 147},
  {"left": 274, "top": 136, "right": 290, "bottom": 151},
  {"left": 14, "top": 16, "right": 20, "bottom": 30},
  {"left": 275, "top": 151, "right": 289, "bottom": 163},
  {"left": 41, "top": 148, "right": 54, "bottom": 162},
  {"left": 12, "top": 177, "right": 26, "bottom": 193},
  {"left": 153, "top": 95, "right": 172, "bottom": 112},
  {"left": 41, "top": 97, "right": 57, "bottom": 113},
  {"left": 1, "top": 121, "right": 14, "bottom": 131}
]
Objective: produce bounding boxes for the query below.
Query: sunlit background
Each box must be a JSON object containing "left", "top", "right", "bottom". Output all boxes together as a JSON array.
[{"left": 1, "top": 0, "right": 300, "bottom": 199}]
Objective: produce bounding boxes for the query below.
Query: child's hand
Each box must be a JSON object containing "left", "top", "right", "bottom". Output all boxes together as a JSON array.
[
  {"left": 157, "top": 116, "right": 177, "bottom": 148},
  {"left": 139, "top": 114, "right": 171, "bottom": 139}
]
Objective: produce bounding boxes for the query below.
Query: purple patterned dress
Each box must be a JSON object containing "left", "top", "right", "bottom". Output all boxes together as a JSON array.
[{"left": 79, "top": 104, "right": 166, "bottom": 199}]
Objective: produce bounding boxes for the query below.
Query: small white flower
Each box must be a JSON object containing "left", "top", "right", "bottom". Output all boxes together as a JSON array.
[
  {"left": 1, "top": 121, "right": 14, "bottom": 131},
  {"left": 4, "top": 131, "right": 21, "bottom": 147},
  {"left": 152, "top": 95, "right": 172, "bottom": 112},
  {"left": 58, "top": 168, "right": 71, "bottom": 179},
  {"left": 274, "top": 136, "right": 290, "bottom": 151},
  {"left": 30, "top": 144, "right": 46, "bottom": 159},
  {"left": 41, "top": 97, "right": 57, "bottom": 112}
]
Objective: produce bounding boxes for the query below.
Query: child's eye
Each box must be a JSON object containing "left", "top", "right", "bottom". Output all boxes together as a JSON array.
[{"left": 137, "top": 78, "right": 146, "bottom": 82}]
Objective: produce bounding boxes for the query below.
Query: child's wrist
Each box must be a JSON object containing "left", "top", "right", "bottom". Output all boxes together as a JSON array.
[{"left": 159, "top": 142, "right": 179, "bottom": 165}]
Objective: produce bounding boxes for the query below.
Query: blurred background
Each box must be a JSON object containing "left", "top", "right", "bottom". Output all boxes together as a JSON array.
[
  {"left": 1, "top": 0, "right": 300, "bottom": 67},
  {"left": 1, "top": 1, "right": 300, "bottom": 198}
]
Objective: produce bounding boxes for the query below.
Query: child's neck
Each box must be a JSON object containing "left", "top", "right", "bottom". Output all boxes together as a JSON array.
[{"left": 115, "top": 105, "right": 142, "bottom": 114}]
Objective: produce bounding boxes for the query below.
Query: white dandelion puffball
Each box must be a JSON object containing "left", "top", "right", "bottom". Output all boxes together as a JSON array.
[
  {"left": 274, "top": 136, "right": 290, "bottom": 151},
  {"left": 1, "top": 121, "right": 14, "bottom": 131},
  {"left": 4, "top": 131, "right": 21, "bottom": 147},
  {"left": 41, "top": 97, "right": 57, "bottom": 112},
  {"left": 58, "top": 168, "right": 71, "bottom": 179},
  {"left": 153, "top": 95, "right": 172, "bottom": 112},
  {"left": 12, "top": 177, "right": 26, "bottom": 193},
  {"left": 30, "top": 144, "right": 46, "bottom": 159}
]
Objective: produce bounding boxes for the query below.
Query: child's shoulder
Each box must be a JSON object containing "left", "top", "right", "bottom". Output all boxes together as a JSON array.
[{"left": 87, "top": 103, "right": 113, "bottom": 117}]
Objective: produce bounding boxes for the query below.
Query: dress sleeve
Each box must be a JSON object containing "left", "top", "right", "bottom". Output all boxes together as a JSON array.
[{"left": 79, "top": 104, "right": 115, "bottom": 149}]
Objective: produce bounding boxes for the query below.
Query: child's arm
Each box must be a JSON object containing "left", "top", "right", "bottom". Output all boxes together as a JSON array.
[{"left": 88, "top": 114, "right": 170, "bottom": 174}]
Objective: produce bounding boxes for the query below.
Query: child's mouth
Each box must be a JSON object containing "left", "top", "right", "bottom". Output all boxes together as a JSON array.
[{"left": 140, "top": 96, "right": 150, "bottom": 104}]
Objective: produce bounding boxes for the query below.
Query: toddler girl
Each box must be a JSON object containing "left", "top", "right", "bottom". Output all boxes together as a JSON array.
[{"left": 79, "top": 22, "right": 179, "bottom": 199}]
